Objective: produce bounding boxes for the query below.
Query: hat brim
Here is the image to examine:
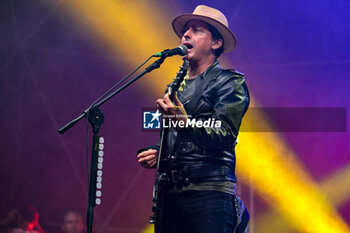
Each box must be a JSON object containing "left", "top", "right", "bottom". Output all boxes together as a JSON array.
[{"left": 172, "top": 14, "right": 237, "bottom": 53}]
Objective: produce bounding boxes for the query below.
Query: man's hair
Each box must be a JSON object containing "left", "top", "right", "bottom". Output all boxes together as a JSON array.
[{"left": 208, "top": 24, "right": 224, "bottom": 58}]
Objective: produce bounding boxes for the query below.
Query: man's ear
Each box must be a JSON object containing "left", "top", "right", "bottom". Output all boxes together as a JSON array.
[{"left": 211, "top": 39, "right": 223, "bottom": 50}]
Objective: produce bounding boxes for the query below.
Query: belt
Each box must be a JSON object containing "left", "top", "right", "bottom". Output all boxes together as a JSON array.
[{"left": 169, "top": 166, "right": 232, "bottom": 184}]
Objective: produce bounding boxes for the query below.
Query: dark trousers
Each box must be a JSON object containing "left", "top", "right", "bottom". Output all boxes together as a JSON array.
[{"left": 162, "top": 190, "right": 236, "bottom": 233}]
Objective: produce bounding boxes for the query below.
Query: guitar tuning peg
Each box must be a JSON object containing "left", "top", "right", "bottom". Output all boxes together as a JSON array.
[
  {"left": 99, "top": 137, "right": 104, "bottom": 144},
  {"left": 95, "top": 198, "right": 101, "bottom": 205}
]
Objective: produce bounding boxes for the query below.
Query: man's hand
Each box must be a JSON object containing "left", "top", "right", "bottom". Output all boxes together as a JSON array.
[
  {"left": 156, "top": 92, "right": 188, "bottom": 124},
  {"left": 137, "top": 149, "right": 158, "bottom": 169}
]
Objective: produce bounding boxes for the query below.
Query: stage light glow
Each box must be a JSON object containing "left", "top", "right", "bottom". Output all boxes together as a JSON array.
[
  {"left": 254, "top": 163, "right": 350, "bottom": 233},
  {"left": 237, "top": 132, "right": 350, "bottom": 233},
  {"left": 322, "top": 163, "right": 350, "bottom": 206},
  {"left": 60, "top": 0, "right": 183, "bottom": 96}
]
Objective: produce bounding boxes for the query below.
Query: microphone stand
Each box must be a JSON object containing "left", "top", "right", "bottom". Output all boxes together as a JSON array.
[{"left": 58, "top": 55, "right": 166, "bottom": 233}]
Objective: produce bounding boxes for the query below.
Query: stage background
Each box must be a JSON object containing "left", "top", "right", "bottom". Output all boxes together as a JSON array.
[{"left": 1, "top": 0, "right": 349, "bottom": 232}]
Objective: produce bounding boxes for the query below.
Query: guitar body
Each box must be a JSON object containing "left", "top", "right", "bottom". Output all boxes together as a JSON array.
[{"left": 150, "top": 60, "right": 189, "bottom": 233}]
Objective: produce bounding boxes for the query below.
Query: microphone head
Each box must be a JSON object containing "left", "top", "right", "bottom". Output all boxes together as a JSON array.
[{"left": 178, "top": 44, "right": 188, "bottom": 56}]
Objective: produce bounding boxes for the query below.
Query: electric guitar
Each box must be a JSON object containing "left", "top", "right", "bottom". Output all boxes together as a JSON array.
[{"left": 150, "top": 59, "right": 189, "bottom": 233}]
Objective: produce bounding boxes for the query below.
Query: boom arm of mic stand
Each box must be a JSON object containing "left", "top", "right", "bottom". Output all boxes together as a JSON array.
[{"left": 58, "top": 55, "right": 166, "bottom": 134}]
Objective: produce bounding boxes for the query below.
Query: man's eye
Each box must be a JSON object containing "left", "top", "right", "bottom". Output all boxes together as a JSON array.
[{"left": 181, "top": 27, "right": 189, "bottom": 35}]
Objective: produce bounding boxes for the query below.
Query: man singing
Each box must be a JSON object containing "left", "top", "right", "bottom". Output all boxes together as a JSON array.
[{"left": 137, "top": 5, "right": 250, "bottom": 233}]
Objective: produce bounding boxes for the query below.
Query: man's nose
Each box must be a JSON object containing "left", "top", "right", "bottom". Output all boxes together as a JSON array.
[{"left": 182, "top": 28, "right": 192, "bottom": 39}]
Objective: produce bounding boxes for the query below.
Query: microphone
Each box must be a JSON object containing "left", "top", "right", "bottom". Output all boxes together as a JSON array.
[{"left": 154, "top": 44, "right": 188, "bottom": 57}]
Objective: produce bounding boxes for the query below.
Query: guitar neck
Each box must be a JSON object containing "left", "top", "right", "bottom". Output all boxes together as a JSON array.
[{"left": 167, "top": 60, "right": 189, "bottom": 101}]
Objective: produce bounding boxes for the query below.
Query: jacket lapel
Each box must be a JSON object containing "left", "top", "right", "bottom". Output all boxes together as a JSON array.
[{"left": 184, "top": 63, "right": 222, "bottom": 116}]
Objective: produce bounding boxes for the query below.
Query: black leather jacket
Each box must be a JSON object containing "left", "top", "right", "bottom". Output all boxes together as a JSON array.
[{"left": 139, "top": 62, "right": 250, "bottom": 184}]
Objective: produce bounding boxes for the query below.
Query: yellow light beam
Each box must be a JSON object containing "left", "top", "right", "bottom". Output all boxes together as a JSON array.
[
  {"left": 56, "top": 1, "right": 350, "bottom": 233},
  {"left": 322, "top": 162, "right": 350, "bottom": 206},
  {"left": 237, "top": 130, "right": 350, "bottom": 233},
  {"left": 60, "top": 0, "right": 183, "bottom": 97},
  {"left": 255, "top": 162, "right": 350, "bottom": 233}
]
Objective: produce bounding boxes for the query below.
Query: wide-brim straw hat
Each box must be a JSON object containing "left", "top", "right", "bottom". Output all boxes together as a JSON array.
[{"left": 172, "top": 5, "right": 237, "bottom": 53}]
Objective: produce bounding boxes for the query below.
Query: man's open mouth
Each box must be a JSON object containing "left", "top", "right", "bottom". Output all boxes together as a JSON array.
[{"left": 183, "top": 42, "right": 193, "bottom": 50}]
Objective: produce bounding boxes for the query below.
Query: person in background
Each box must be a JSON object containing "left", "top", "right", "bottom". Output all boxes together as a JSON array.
[{"left": 61, "top": 210, "right": 83, "bottom": 233}]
